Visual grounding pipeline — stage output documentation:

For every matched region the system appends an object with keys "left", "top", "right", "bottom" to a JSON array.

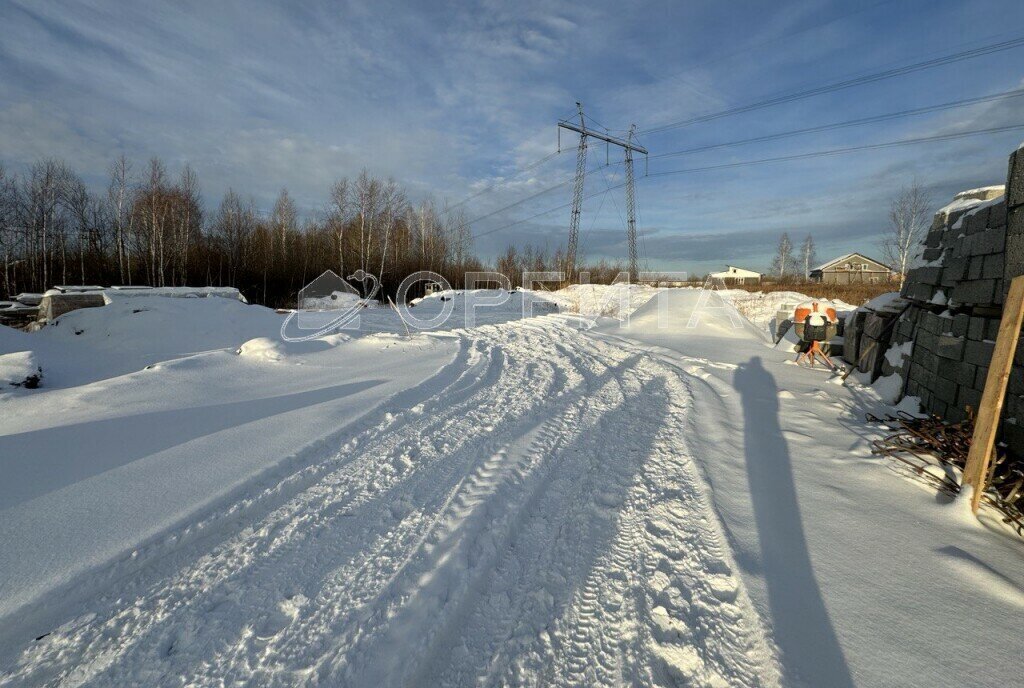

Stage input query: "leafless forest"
[{"left": 0, "top": 157, "right": 626, "bottom": 306}]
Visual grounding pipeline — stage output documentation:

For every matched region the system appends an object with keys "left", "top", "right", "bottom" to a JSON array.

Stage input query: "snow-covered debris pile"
[
  {"left": 300, "top": 290, "right": 362, "bottom": 311},
  {"left": 0, "top": 325, "right": 42, "bottom": 390},
  {"left": 1, "top": 295, "right": 285, "bottom": 388}
]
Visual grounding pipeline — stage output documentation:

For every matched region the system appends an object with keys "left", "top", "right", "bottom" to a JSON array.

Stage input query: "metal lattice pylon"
[
  {"left": 624, "top": 124, "right": 638, "bottom": 282},
  {"left": 566, "top": 102, "right": 587, "bottom": 280},
  {"left": 557, "top": 105, "right": 647, "bottom": 283}
]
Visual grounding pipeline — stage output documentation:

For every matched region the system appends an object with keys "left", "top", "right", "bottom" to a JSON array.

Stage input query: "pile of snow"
[
  {"left": 237, "top": 337, "right": 287, "bottom": 361},
  {"left": 1, "top": 295, "right": 285, "bottom": 388},
  {"left": 410, "top": 289, "right": 560, "bottom": 321},
  {"left": 543, "top": 283, "right": 659, "bottom": 318},
  {"left": 0, "top": 350, "right": 41, "bottom": 389}
]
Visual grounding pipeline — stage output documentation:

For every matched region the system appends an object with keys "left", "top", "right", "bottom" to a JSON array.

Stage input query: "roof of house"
[
  {"left": 812, "top": 252, "right": 891, "bottom": 272},
  {"left": 709, "top": 265, "right": 761, "bottom": 277}
]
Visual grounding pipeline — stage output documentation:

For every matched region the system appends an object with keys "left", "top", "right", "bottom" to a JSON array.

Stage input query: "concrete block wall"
[{"left": 893, "top": 145, "right": 1024, "bottom": 458}]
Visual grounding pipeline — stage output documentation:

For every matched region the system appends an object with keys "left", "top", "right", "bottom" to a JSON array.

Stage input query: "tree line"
[
  {"left": 0, "top": 157, "right": 497, "bottom": 306},
  {"left": 0, "top": 157, "right": 641, "bottom": 307}
]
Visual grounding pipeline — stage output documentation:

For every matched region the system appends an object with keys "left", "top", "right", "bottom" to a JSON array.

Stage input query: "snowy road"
[
  {"left": 5, "top": 290, "right": 1024, "bottom": 687},
  {"left": 1, "top": 314, "right": 781, "bottom": 687}
]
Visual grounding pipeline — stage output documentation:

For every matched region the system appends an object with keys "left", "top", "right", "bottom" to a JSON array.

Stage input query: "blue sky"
[{"left": 2, "top": 0, "right": 1024, "bottom": 274}]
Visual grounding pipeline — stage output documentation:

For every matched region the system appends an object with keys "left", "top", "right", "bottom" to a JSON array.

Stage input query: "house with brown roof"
[{"left": 809, "top": 253, "right": 894, "bottom": 284}]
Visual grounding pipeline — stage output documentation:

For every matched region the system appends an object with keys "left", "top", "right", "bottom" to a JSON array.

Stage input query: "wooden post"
[{"left": 962, "top": 275, "right": 1024, "bottom": 512}]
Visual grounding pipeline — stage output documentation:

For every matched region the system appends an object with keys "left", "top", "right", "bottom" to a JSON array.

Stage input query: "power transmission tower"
[
  {"left": 558, "top": 105, "right": 647, "bottom": 282},
  {"left": 624, "top": 124, "right": 639, "bottom": 282},
  {"left": 566, "top": 103, "right": 587, "bottom": 280}
]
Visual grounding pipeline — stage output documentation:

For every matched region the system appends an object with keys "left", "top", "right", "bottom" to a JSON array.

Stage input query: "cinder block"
[
  {"left": 1008, "top": 149, "right": 1024, "bottom": 208},
  {"left": 922, "top": 247, "right": 944, "bottom": 262},
  {"left": 985, "top": 318, "right": 1002, "bottom": 341},
  {"left": 987, "top": 227, "right": 1006, "bottom": 255},
  {"left": 968, "top": 317, "right": 986, "bottom": 340},
  {"left": 951, "top": 313, "right": 969, "bottom": 337},
  {"left": 959, "top": 386, "right": 982, "bottom": 413},
  {"left": 957, "top": 361, "right": 977, "bottom": 387},
  {"left": 983, "top": 253, "right": 1004, "bottom": 279},
  {"left": 916, "top": 266, "right": 942, "bottom": 284},
  {"left": 951, "top": 279, "right": 995, "bottom": 305},
  {"left": 925, "top": 229, "right": 945, "bottom": 248},
  {"left": 1007, "top": 209, "right": 1024, "bottom": 281},
  {"left": 1001, "top": 420, "right": 1024, "bottom": 458},
  {"left": 965, "top": 339, "right": 996, "bottom": 366},
  {"left": 948, "top": 208, "right": 972, "bottom": 230},
  {"left": 968, "top": 256, "right": 984, "bottom": 280},
  {"left": 917, "top": 330, "right": 938, "bottom": 354},
  {"left": 942, "top": 257, "right": 969, "bottom": 285},
  {"left": 936, "top": 334, "right": 965, "bottom": 359},
  {"left": 1005, "top": 395, "right": 1024, "bottom": 423},
  {"left": 990, "top": 200, "right": 1007, "bottom": 228},
  {"left": 965, "top": 207, "right": 990, "bottom": 234}
]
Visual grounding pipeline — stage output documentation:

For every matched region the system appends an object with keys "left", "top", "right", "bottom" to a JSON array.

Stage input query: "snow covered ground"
[{"left": 1, "top": 286, "right": 1022, "bottom": 687}]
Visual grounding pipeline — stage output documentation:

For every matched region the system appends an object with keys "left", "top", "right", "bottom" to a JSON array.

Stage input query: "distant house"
[
  {"left": 708, "top": 265, "right": 761, "bottom": 285},
  {"left": 809, "top": 253, "right": 894, "bottom": 284}
]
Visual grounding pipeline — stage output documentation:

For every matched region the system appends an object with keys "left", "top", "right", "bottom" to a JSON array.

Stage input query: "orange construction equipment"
[{"left": 793, "top": 300, "right": 840, "bottom": 370}]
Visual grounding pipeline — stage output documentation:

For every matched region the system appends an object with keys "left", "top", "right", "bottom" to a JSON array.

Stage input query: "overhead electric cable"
[
  {"left": 640, "top": 35, "right": 1024, "bottom": 134},
  {"left": 472, "top": 123, "right": 1024, "bottom": 239},
  {"left": 646, "top": 124, "right": 1024, "bottom": 177},
  {"left": 649, "top": 88, "right": 1024, "bottom": 159}
]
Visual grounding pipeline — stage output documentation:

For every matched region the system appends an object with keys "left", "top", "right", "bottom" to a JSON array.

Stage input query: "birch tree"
[
  {"left": 771, "top": 232, "right": 794, "bottom": 280},
  {"left": 882, "top": 180, "right": 931, "bottom": 287},
  {"left": 800, "top": 234, "right": 816, "bottom": 280}
]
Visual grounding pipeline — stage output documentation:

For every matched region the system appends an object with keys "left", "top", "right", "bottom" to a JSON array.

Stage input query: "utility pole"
[
  {"left": 624, "top": 124, "right": 639, "bottom": 282},
  {"left": 558, "top": 105, "right": 647, "bottom": 282}
]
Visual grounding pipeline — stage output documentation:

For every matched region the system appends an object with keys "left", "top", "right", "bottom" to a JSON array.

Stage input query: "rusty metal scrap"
[{"left": 866, "top": 411, "right": 1024, "bottom": 535}]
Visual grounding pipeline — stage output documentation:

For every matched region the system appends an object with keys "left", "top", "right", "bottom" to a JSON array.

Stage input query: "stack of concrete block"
[
  {"left": 901, "top": 192, "right": 1007, "bottom": 308},
  {"left": 900, "top": 308, "right": 1001, "bottom": 423},
  {"left": 891, "top": 145, "right": 1024, "bottom": 460},
  {"left": 842, "top": 310, "right": 867, "bottom": 366},
  {"left": 1002, "top": 146, "right": 1024, "bottom": 451},
  {"left": 856, "top": 305, "right": 905, "bottom": 380}
]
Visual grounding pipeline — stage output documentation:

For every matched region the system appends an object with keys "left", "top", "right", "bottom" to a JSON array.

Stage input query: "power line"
[
  {"left": 641, "top": 34, "right": 1024, "bottom": 135},
  {"left": 646, "top": 124, "right": 1024, "bottom": 177},
  {"left": 473, "top": 182, "right": 626, "bottom": 239},
  {"left": 472, "top": 123, "right": 1024, "bottom": 239},
  {"left": 465, "top": 74, "right": 1024, "bottom": 234},
  {"left": 465, "top": 158, "right": 622, "bottom": 227},
  {"left": 444, "top": 149, "right": 564, "bottom": 213},
  {"left": 649, "top": 87, "right": 1024, "bottom": 159}
]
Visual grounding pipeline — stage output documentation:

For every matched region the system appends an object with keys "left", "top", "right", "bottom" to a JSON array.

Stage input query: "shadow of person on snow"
[{"left": 734, "top": 356, "right": 855, "bottom": 688}]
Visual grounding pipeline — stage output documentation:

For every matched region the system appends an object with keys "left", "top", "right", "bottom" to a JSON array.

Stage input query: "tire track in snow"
[{"left": 1, "top": 317, "right": 783, "bottom": 688}]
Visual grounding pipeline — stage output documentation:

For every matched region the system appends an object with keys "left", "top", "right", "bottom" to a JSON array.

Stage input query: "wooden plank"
[{"left": 962, "top": 275, "right": 1024, "bottom": 512}]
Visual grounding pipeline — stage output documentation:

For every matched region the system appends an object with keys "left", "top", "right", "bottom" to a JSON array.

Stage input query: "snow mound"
[
  {"left": 237, "top": 337, "right": 286, "bottom": 361},
  {"left": 1, "top": 295, "right": 286, "bottom": 388},
  {"left": 43, "top": 294, "right": 282, "bottom": 356},
  {"left": 545, "top": 283, "right": 658, "bottom": 318},
  {"left": 0, "top": 350, "right": 42, "bottom": 389}
]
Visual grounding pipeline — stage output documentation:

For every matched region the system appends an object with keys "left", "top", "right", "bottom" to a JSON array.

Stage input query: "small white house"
[{"left": 708, "top": 265, "right": 762, "bottom": 285}]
